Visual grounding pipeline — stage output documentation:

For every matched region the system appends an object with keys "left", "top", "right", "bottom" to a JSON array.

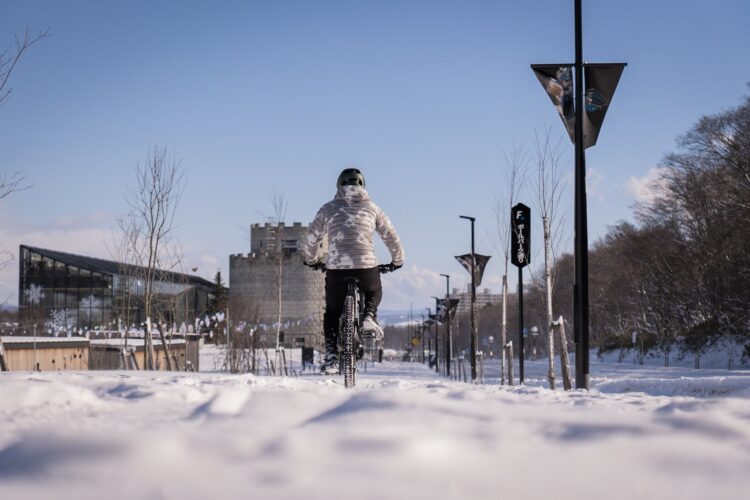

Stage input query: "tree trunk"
[
  {"left": 543, "top": 216, "right": 556, "bottom": 390},
  {"left": 556, "top": 316, "right": 573, "bottom": 390},
  {"left": 501, "top": 274, "right": 508, "bottom": 385},
  {"left": 156, "top": 322, "right": 173, "bottom": 371},
  {"left": 0, "top": 337, "right": 8, "bottom": 371},
  {"left": 144, "top": 316, "right": 155, "bottom": 370},
  {"left": 505, "top": 341, "right": 514, "bottom": 385}
]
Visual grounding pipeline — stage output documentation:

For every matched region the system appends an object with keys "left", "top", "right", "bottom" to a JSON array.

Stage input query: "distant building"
[
  {"left": 453, "top": 286, "right": 502, "bottom": 316},
  {"left": 18, "top": 245, "right": 214, "bottom": 332},
  {"left": 229, "top": 222, "right": 325, "bottom": 350}
]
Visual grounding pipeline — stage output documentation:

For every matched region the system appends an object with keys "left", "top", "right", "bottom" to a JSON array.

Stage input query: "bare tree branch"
[{"left": 0, "top": 25, "right": 50, "bottom": 107}]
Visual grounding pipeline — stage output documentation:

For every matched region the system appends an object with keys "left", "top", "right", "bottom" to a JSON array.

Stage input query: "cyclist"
[{"left": 303, "top": 168, "right": 405, "bottom": 374}]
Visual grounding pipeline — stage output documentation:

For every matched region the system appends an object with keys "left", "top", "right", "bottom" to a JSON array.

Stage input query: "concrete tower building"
[{"left": 229, "top": 222, "right": 325, "bottom": 350}]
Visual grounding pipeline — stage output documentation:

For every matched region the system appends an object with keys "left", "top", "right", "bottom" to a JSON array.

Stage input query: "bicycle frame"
[{"left": 306, "top": 263, "right": 398, "bottom": 387}]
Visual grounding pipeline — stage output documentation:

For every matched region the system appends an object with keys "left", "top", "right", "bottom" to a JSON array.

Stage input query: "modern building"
[
  {"left": 453, "top": 286, "right": 502, "bottom": 316},
  {"left": 18, "top": 245, "right": 215, "bottom": 332},
  {"left": 229, "top": 222, "right": 325, "bottom": 350}
]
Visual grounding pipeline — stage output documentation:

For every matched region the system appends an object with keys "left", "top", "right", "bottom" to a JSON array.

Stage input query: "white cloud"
[
  {"left": 379, "top": 265, "right": 505, "bottom": 311},
  {"left": 380, "top": 264, "right": 445, "bottom": 310},
  {"left": 625, "top": 167, "right": 669, "bottom": 203}
]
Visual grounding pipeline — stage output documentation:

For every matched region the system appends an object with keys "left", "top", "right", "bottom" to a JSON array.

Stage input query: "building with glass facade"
[{"left": 18, "top": 245, "right": 215, "bottom": 332}]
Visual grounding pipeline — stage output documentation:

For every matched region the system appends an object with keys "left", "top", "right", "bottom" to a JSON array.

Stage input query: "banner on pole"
[
  {"left": 511, "top": 203, "right": 531, "bottom": 268},
  {"left": 531, "top": 64, "right": 575, "bottom": 142},
  {"left": 532, "top": 63, "right": 625, "bottom": 149},
  {"left": 583, "top": 63, "right": 626, "bottom": 148},
  {"left": 454, "top": 253, "right": 492, "bottom": 287},
  {"left": 438, "top": 298, "right": 460, "bottom": 322}
]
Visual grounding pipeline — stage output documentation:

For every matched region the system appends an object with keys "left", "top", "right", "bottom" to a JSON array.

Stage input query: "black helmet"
[{"left": 337, "top": 168, "right": 365, "bottom": 188}]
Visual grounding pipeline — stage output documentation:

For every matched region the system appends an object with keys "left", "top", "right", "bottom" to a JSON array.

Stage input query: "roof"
[
  {"left": 21, "top": 245, "right": 214, "bottom": 288},
  {"left": 1, "top": 336, "right": 89, "bottom": 349}
]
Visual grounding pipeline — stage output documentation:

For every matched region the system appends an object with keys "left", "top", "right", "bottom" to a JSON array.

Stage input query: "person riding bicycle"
[{"left": 303, "top": 168, "right": 405, "bottom": 374}]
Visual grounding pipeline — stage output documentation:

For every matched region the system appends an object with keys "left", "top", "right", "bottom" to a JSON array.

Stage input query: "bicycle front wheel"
[{"left": 341, "top": 293, "right": 357, "bottom": 388}]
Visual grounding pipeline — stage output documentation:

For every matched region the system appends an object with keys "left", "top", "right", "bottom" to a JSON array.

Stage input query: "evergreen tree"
[{"left": 208, "top": 271, "right": 229, "bottom": 315}]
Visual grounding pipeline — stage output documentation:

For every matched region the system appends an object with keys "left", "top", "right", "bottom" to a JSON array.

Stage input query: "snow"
[
  {"left": 1, "top": 360, "right": 749, "bottom": 499},
  {"left": 1, "top": 336, "right": 88, "bottom": 344}
]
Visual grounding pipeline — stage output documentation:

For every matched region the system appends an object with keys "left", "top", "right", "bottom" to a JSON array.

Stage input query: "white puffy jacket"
[{"left": 303, "top": 185, "right": 405, "bottom": 270}]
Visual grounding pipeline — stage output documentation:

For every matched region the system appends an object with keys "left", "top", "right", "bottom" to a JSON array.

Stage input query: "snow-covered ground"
[{"left": 1, "top": 354, "right": 749, "bottom": 500}]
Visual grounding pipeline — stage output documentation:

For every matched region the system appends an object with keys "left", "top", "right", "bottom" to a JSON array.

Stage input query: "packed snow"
[{"left": 0, "top": 350, "right": 749, "bottom": 500}]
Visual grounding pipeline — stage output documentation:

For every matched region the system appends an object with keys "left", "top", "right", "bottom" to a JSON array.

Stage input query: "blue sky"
[{"left": 1, "top": 0, "right": 749, "bottom": 309}]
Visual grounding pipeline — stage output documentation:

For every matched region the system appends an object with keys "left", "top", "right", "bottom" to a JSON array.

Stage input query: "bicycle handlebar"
[{"left": 304, "top": 262, "right": 401, "bottom": 274}]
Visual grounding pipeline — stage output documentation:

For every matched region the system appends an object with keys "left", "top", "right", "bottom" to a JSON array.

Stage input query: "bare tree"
[
  {"left": 255, "top": 189, "right": 288, "bottom": 374},
  {"left": 123, "top": 145, "right": 186, "bottom": 370},
  {"left": 1, "top": 25, "right": 50, "bottom": 107},
  {"left": 530, "top": 129, "right": 571, "bottom": 389},
  {"left": 493, "top": 145, "right": 525, "bottom": 384},
  {"left": 0, "top": 26, "right": 47, "bottom": 303}
]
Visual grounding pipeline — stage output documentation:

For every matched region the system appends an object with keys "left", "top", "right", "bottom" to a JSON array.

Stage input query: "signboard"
[{"left": 511, "top": 203, "right": 531, "bottom": 268}]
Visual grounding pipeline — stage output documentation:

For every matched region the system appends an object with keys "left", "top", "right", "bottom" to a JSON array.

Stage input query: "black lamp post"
[
  {"left": 459, "top": 215, "right": 478, "bottom": 383},
  {"left": 440, "top": 273, "right": 451, "bottom": 377},
  {"left": 431, "top": 296, "right": 440, "bottom": 373},
  {"left": 531, "top": 0, "right": 625, "bottom": 390}
]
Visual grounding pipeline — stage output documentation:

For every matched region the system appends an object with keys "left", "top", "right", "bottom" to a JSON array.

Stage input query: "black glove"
[
  {"left": 378, "top": 262, "right": 402, "bottom": 274},
  {"left": 304, "top": 261, "right": 327, "bottom": 272}
]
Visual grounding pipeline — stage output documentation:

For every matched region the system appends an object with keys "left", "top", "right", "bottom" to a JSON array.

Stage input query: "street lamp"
[
  {"left": 431, "top": 296, "right": 440, "bottom": 374},
  {"left": 459, "top": 215, "right": 478, "bottom": 383},
  {"left": 440, "top": 273, "right": 451, "bottom": 377},
  {"left": 531, "top": 0, "right": 625, "bottom": 389},
  {"left": 425, "top": 307, "right": 431, "bottom": 365}
]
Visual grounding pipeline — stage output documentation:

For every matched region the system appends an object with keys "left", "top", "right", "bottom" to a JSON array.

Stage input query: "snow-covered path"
[{"left": 1, "top": 362, "right": 749, "bottom": 500}]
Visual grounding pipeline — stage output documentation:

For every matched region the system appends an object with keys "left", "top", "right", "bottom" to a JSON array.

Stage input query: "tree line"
[{"left": 387, "top": 87, "right": 750, "bottom": 370}]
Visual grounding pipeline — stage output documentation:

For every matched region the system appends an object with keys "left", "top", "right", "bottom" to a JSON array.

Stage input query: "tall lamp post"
[
  {"left": 531, "top": 0, "right": 625, "bottom": 390},
  {"left": 425, "top": 307, "right": 432, "bottom": 365},
  {"left": 420, "top": 312, "right": 426, "bottom": 363},
  {"left": 459, "top": 215, "right": 478, "bottom": 383},
  {"left": 440, "top": 273, "right": 451, "bottom": 377},
  {"left": 431, "top": 296, "right": 440, "bottom": 373}
]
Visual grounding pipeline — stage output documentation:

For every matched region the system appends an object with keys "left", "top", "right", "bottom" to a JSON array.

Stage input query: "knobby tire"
[{"left": 342, "top": 293, "right": 357, "bottom": 388}]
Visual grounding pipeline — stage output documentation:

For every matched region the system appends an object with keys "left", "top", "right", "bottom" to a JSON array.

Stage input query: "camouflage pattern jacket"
[{"left": 304, "top": 185, "right": 405, "bottom": 270}]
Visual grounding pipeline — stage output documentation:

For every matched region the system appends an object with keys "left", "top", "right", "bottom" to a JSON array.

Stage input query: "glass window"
[
  {"left": 79, "top": 268, "right": 92, "bottom": 290},
  {"left": 90, "top": 308, "right": 102, "bottom": 327},
  {"left": 42, "top": 258, "right": 55, "bottom": 287},
  {"left": 67, "top": 265, "right": 79, "bottom": 289},
  {"left": 54, "top": 261, "right": 67, "bottom": 288},
  {"left": 30, "top": 252, "right": 43, "bottom": 278},
  {"left": 54, "top": 291, "right": 66, "bottom": 308}
]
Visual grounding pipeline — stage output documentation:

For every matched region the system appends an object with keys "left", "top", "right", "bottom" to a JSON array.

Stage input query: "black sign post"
[
  {"left": 511, "top": 203, "right": 530, "bottom": 384},
  {"left": 531, "top": 0, "right": 625, "bottom": 390}
]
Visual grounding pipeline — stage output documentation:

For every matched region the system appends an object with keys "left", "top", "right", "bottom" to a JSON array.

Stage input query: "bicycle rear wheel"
[{"left": 341, "top": 292, "right": 357, "bottom": 388}]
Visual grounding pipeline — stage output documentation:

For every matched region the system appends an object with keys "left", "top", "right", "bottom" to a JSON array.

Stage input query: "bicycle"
[{"left": 308, "top": 262, "right": 399, "bottom": 388}]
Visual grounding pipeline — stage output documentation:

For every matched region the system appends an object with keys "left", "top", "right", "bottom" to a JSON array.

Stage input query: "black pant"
[{"left": 324, "top": 268, "right": 382, "bottom": 345}]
